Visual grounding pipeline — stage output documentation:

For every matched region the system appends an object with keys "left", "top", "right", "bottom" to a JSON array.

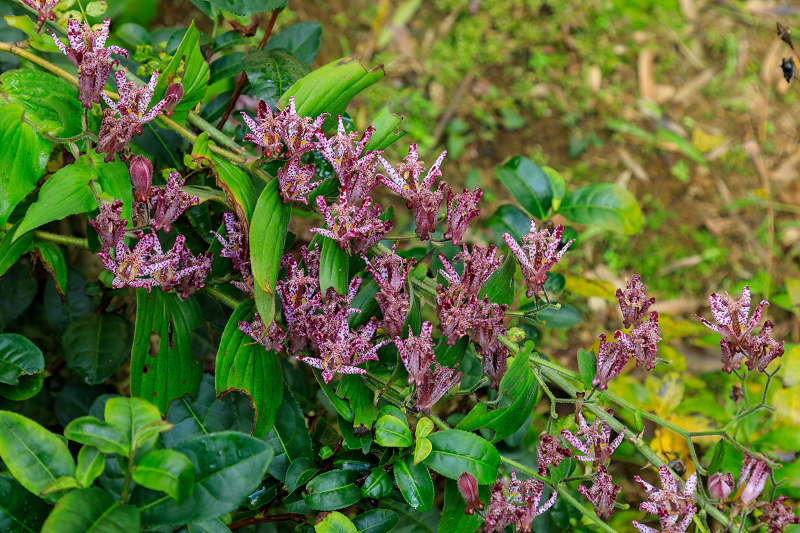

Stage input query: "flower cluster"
[
  {"left": 212, "top": 212, "right": 254, "bottom": 294},
  {"left": 313, "top": 190, "right": 393, "bottom": 254},
  {"left": 503, "top": 220, "right": 574, "bottom": 300},
  {"left": 239, "top": 313, "right": 286, "bottom": 353},
  {"left": 633, "top": 465, "right": 697, "bottom": 533},
  {"left": 758, "top": 496, "right": 800, "bottom": 533},
  {"left": 363, "top": 245, "right": 414, "bottom": 338},
  {"left": 483, "top": 472, "right": 557, "bottom": 533},
  {"left": 561, "top": 411, "right": 624, "bottom": 467},
  {"left": 697, "top": 286, "right": 785, "bottom": 373},
  {"left": 241, "top": 97, "right": 324, "bottom": 159},
  {"left": 578, "top": 466, "right": 622, "bottom": 520}
]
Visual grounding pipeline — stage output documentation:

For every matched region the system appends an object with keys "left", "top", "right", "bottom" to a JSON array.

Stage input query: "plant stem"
[
  {"left": 4, "top": 223, "right": 90, "bottom": 249},
  {"left": 187, "top": 112, "right": 245, "bottom": 152},
  {"left": 203, "top": 286, "right": 242, "bottom": 309}
]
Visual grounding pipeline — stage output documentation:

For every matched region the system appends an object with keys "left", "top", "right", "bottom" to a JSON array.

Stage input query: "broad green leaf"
[
  {"left": 0, "top": 333, "right": 44, "bottom": 385},
  {"left": 16, "top": 164, "right": 98, "bottom": 239},
  {"left": 64, "top": 416, "right": 129, "bottom": 455},
  {"left": 374, "top": 414, "right": 413, "bottom": 448},
  {"left": 4, "top": 16, "right": 61, "bottom": 53},
  {"left": 0, "top": 69, "right": 84, "bottom": 136},
  {"left": 488, "top": 204, "right": 530, "bottom": 243},
  {"left": 479, "top": 253, "right": 516, "bottom": 307},
  {"left": 263, "top": 385, "right": 313, "bottom": 483},
  {"left": 54, "top": 383, "right": 103, "bottom": 428},
  {"left": 316, "top": 511, "right": 357, "bottom": 533},
  {"left": 577, "top": 348, "right": 597, "bottom": 391},
  {"left": 379, "top": 498, "right": 438, "bottom": 532},
  {"left": 304, "top": 469, "right": 362, "bottom": 511},
  {"left": 279, "top": 55, "right": 385, "bottom": 130},
  {"left": 530, "top": 302, "right": 583, "bottom": 329},
  {"left": 364, "top": 103, "right": 405, "bottom": 151},
  {"left": 348, "top": 277, "right": 381, "bottom": 329},
  {"left": 151, "top": 21, "right": 210, "bottom": 126},
  {"left": 244, "top": 48, "right": 311, "bottom": 106},
  {"left": 0, "top": 222, "right": 34, "bottom": 279},
  {"left": 206, "top": 0, "right": 286, "bottom": 16},
  {"left": 33, "top": 241, "right": 67, "bottom": 297},
  {"left": 558, "top": 183, "right": 643, "bottom": 235},
  {"left": 216, "top": 299, "right": 283, "bottom": 437},
  {"left": 0, "top": 372, "right": 43, "bottom": 401},
  {"left": 250, "top": 177, "right": 291, "bottom": 327},
  {"left": 413, "top": 436, "right": 432, "bottom": 465},
  {"left": 39, "top": 476, "right": 80, "bottom": 496},
  {"left": 0, "top": 475, "right": 51, "bottom": 533},
  {"left": 416, "top": 418, "right": 434, "bottom": 439},
  {"left": 285, "top": 456, "right": 319, "bottom": 493},
  {"left": 89, "top": 153, "right": 134, "bottom": 224},
  {"left": 336, "top": 374, "right": 379, "bottom": 428},
  {"left": 41, "top": 487, "right": 140, "bottom": 533},
  {"left": 0, "top": 103, "right": 52, "bottom": 227},
  {"left": 264, "top": 21, "right": 323, "bottom": 64},
  {"left": 393, "top": 455, "right": 434, "bottom": 511},
  {"left": 542, "top": 166, "right": 567, "bottom": 207},
  {"left": 320, "top": 236, "right": 349, "bottom": 295},
  {"left": 131, "top": 290, "right": 203, "bottom": 413},
  {"left": 495, "top": 156, "right": 553, "bottom": 219},
  {"left": 315, "top": 369, "right": 353, "bottom": 421},
  {"left": 133, "top": 449, "right": 195, "bottom": 504},
  {"left": 438, "top": 479, "right": 491, "bottom": 533},
  {"left": 44, "top": 268, "right": 93, "bottom": 336},
  {"left": 550, "top": 457, "right": 573, "bottom": 484},
  {"left": 105, "top": 397, "right": 163, "bottom": 452},
  {"left": 352, "top": 509, "right": 399, "bottom": 533},
  {"left": 62, "top": 313, "right": 133, "bottom": 385},
  {"left": 133, "top": 432, "right": 273, "bottom": 526},
  {"left": 163, "top": 374, "right": 236, "bottom": 448},
  {"left": 209, "top": 153, "right": 257, "bottom": 223},
  {"left": 0, "top": 410, "right": 76, "bottom": 500},
  {"left": 361, "top": 467, "right": 393, "bottom": 499},
  {"left": 208, "top": 52, "right": 244, "bottom": 85},
  {"left": 188, "top": 519, "right": 230, "bottom": 533},
  {"left": 433, "top": 336, "right": 469, "bottom": 369},
  {"left": 423, "top": 429, "right": 500, "bottom": 484},
  {"left": 76, "top": 445, "right": 105, "bottom": 488}
]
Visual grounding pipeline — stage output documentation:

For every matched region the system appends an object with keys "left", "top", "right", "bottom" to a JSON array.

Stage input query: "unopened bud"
[
  {"left": 129, "top": 155, "right": 152, "bottom": 202},
  {"left": 458, "top": 472, "right": 483, "bottom": 514},
  {"left": 164, "top": 83, "right": 184, "bottom": 116},
  {"left": 708, "top": 472, "right": 734, "bottom": 501}
]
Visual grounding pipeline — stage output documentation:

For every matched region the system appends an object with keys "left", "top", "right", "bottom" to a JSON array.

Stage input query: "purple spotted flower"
[
  {"left": 239, "top": 313, "right": 286, "bottom": 353},
  {"left": 439, "top": 245, "right": 502, "bottom": 298},
  {"left": 212, "top": 212, "right": 254, "bottom": 294},
  {"left": 578, "top": 465, "right": 621, "bottom": 519},
  {"left": 745, "top": 320, "right": 785, "bottom": 373},
  {"left": 472, "top": 300, "right": 509, "bottom": 388},
  {"left": 97, "top": 71, "right": 181, "bottom": 162},
  {"left": 592, "top": 332, "right": 631, "bottom": 390},
  {"left": 483, "top": 479, "right": 520, "bottom": 533},
  {"left": 98, "top": 233, "right": 171, "bottom": 290},
  {"left": 633, "top": 465, "right": 697, "bottom": 533},
  {"left": 707, "top": 472, "right": 734, "bottom": 501},
  {"left": 503, "top": 220, "right": 574, "bottom": 300},
  {"left": 363, "top": 245, "right": 413, "bottom": 338},
  {"left": 278, "top": 157, "right": 320, "bottom": 205},
  {"left": 618, "top": 311, "right": 661, "bottom": 371},
  {"left": 149, "top": 171, "right": 198, "bottom": 233},
  {"left": 50, "top": 19, "right": 128, "bottom": 108},
  {"left": 312, "top": 190, "right": 392, "bottom": 254},
  {"left": 758, "top": 496, "right": 800, "bottom": 533},
  {"left": 561, "top": 411, "right": 624, "bottom": 467},
  {"left": 617, "top": 274, "right": 656, "bottom": 329},
  {"left": 163, "top": 83, "right": 183, "bottom": 116},
  {"left": 378, "top": 144, "right": 447, "bottom": 240},
  {"left": 150, "top": 234, "right": 211, "bottom": 296},
  {"left": 276, "top": 248, "right": 323, "bottom": 355},
  {"left": 414, "top": 362, "right": 462, "bottom": 415},
  {"left": 737, "top": 454, "right": 770, "bottom": 506},
  {"left": 537, "top": 435, "right": 571, "bottom": 475},
  {"left": 394, "top": 321, "right": 435, "bottom": 387},
  {"left": 241, "top": 97, "right": 324, "bottom": 159},
  {"left": 444, "top": 186, "right": 483, "bottom": 246},
  {"left": 496, "top": 472, "right": 558, "bottom": 533},
  {"left": 316, "top": 116, "right": 380, "bottom": 204},
  {"left": 88, "top": 199, "right": 126, "bottom": 254},
  {"left": 129, "top": 155, "right": 153, "bottom": 203},
  {"left": 23, "top": 0, "right": 59, "bottom": 21}
]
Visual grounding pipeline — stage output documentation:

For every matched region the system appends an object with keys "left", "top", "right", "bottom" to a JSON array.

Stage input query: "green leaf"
[
  {"left": 336, "top": 374, "right": 379, "bottom": 428},
  {"left": 348, "top": 278, "right": 381, "bottom": 329},
  {"left": 133, "top": 449, "right": 195, "bottom": 504},
  {"left": 423, "top": 429, "right": 500, "bottom": 484},
  {"left": 416, "top": 417, "right": 434, "bottom": 439},
  {"left": 284, "top": 456, "right": 319, "bottom": 493},
  {"left": 244, "top": 48, "right": 311, "bottom": 106},
  {"left": 206, "top": 0, "right": 286, "bottom": 16},
  {"left": 4, "top": 16, "right": 61, "bottom": 53},
  {"left": 495, "top": 156, "right": 553, "bottom": 219},
  {"left": 131, "top": 290, "right": 203, "bottom": 413},
  {"left": 216, "top": 299, "right": 283, "bottom": 437},
  {"left": 64, "top": 416, "right": 129, "bottom": 456},
  {"left": 188, "top": 519, "right": 230, "bottom": 533},
  {"left": 250, "top": 177, "right": 291, "bottom": 327},
  {"left": 151, "top": 21, "right": 210, "bottom": 126},
  {"left": 315, "top": 369, "right": 353, "bottom": 421},
  {"left": 208, "top": 52, "right": 244, "bottom": 85},
  {"left": 550, "top": 457, "right": 573, "bottom": 484},
  {"left": 0, "top": 69, "right": 84, "bottom": 136},
  {"left": 364, "top": 103, "right": 404, "bottom": 151},
  {"left": 279, "top": 55, "right": 385, "bottom": 130},
  {"left": 89, "top": 154, "right": 134, "bottom": 224},
  {"left": 304, "top": 469, "right": 362, "bottom": 511},
  {"left": 0, "top": 475, "right": 52, "bottom": 533},
  {"left": 352, "top": 509, "right": 399, "bottom": 533},
  {"left": 44, "top": 268, "right": 93, "bottom": 336},
  {"left": 16, "top": 164, "right": 98, "bottom": 239},
  {"left": 76, "top": 445, "right": 105, "bottom": 488},
  {"left": 361, "top": 467, "right": 393, "bottom": 499},
  {"left": 558, "top": 183, "right": 642, "bottom": 235},
  {"left": 41, "top": 488, "right": 140, "bottom": 533},
  {"left": 479, "top": 253, "right": 516, "bottom": 307},
  {"left": 163, "top": 374, "right": 236, "bottom": 448},
  {"left": 315, "top": 511, "right": 357, "bottom": 533},
  {"left": 62, "top": 313, "right": 134, "bottom": 385},
  {"left": 532, "top": 303, "right": 583, "bottom": 329},
  {"left": 0, "top": 222, "right": 34, "bottom": 279},
  {"left": 0, "top": 333, "right": 44, "bottom": 385},
  {"left": 393, "top": 455, "right": 434, "bottom": 511},
  {"left": 414, "top": 437, "right": 432, "bottom": 465},
  {"left": 434, "top": 336, "right": 469, "bottom": 369},
  {"left": 263, "top": 385, "right": 313, "bottom": 483},
  {"left": 0, "top": 410, "right": 76, "bottom": 501},
  {"left": 0, "top": 103, "right": 52, "bottom": 227},
  {"left": 488, "top": 204, "right": 530, "bottom": 243},
  {"left": 374, "top": 414, "right": 413, "bottom": 448},
  {"left": 438, "top": 479, "right": 490, "bottom": 533},
  {"left": 708, "top": 440, "right": 726, "bottom": 475},
  {"left": 577, "top": 348, "right": 597, "bottom": 391},
  {"left": 105, "top": 397, "right": 163, "bottom": 452},
  {"left": 264, "top": 21, "right": 323, "bottom": 64},
  {"left": 320, "top": 236, "right": 349, "bottom": 295},
  {"left": 0, "top": 372, "right": 43, "bottom": 401},
  {"left": 39, "top": 476, "right": 80, "bottom": 497},
  {"left": 542, "top": 166, "right": 567, "bottom": 209},
  {"left": 133, "top": 432, "right": 273, "bottom": 526},
  {"left": 33, "top": 241, "right": 67, "bottom": 297}
]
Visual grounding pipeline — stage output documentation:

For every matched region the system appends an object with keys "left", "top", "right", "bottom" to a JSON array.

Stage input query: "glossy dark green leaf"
[
  {"left": 0, "top": 475, "right": 51, "bottom": 533},
  {"left": 348, "top": 277, "right": 380, "bottom": 329},
  {"left": 543, "top": 272, "right": 565, "bottom": 294},
  {"left": 532, "top": 303, "right": 582, "bottom": 329},
  {"left": 285, "top": 456, "right": 319, "bottom": 493},
  {"left": 54, "top": 383, "right": 103, "bottom": 427},
  {"left": 206, "top": 0, "right": 286, "bottom": 15},
  {"left": 361, "top": 467, "right": 393, "bottom": 499},
  {"left": 479, "top": 253, "right": 516, "bottom": 307},
  {"left": 263, "top": 385, "right": 313, "bottom": 483},
  {"left": 44, "top": 268, "right": 93, "bottom": 336},
  {"left": 393, "top": 455, "right": 433, "bottom": 511},
  {"left": 116, "top": 23, "right": 149, "bottom": 47},
  {"left": 0, "top": 222, "right": 33, "bottom": 279},
  {"left": 208, "top": 52, "right": 244, "bottom": 85},
  {"left": 132, "top": 449, "right": 195, "bottom": 504},
  {"left": 374, "top": 410, "right": 412, "bottom": 448},
  {"left": 279, "top": 55, "right": 385, "bottom": 130},
  {"left": 264, "top": 22, "right": 322, "bottom": 64},
  {"left": 89, "top": 153, "right": 134, "bottom": 225},
  {"left": 352, "top": 510, "right": 399, "bottom": 533},
  {"left": 76, "top": 445, "right": 105, "bottom": 488},
  {"left": 316, "top": 511, "right": 357, "bottom": 533},
  {"left": 423, "top": 430, "right": 500, "bottom": 484},
  {"left": 0, "top": 372, "right": 43, "bottom": 401},
  {"left": 62, "top": 313, "right": 133, "bottom": 385},
  {"left": 39, "top": 476, "right": 80, "bottom": 497},
  {"left": 33, "top": 241, "right": 67, "bottom": 297},
  {"left": 105, "top": 397, "right": 164, "bottom": 452},
  {"left": 708, "top": 440, "right": 727, "bottom": 475},
  {"left": 336, "top": 374, "right": 379, "bottom": 428},
  {"left": 364, "top": 103, "right": 404, "bottom": 151},
  {"left": 133, "top": 432, "right": 273, "bottom": 526},
  {"left": 0, "top": 263, "right": 36, "bottom": 323},
  {"left": 320, "top": 236, "right": 349, "bottom": 296},
  {"left": 304, "top": 469, "right": 362, "bottom": 511},
  {"left": 216, "top": 299, "right": 283, "bottom": 437},
  {"left": 559, "top": 183, "right": 642, "bottom": 235},
  {"left": 244, "top": 48, "right": 311, "bottom": 106},
  {"left": 0, "top": 69, "right": 82, "bottom": 136},
  {"left": 576, "top": 348, "right": 596, "bottom": 391},
  {"left": 0, "top": 103, "right": 51, "bottom": 227},
  {"left": 131, "top": 290, "right": 203, "bottom": 413},
  {"left": 188, "top": 519, "right": 230, "bottom": 533},
  {"left": 64, "top": 416, "right": 129, "bottom": 455},
  {"left": 488, "top": 204, "right": 531, "bottom": 243},
  {"left": 41, "top": 488, "right": 139, "bottom": 533},
  {"left": 163, "top": 374, "right": 235, "bottom": 448},
  {"left": 151, "top": 21, "right": 210, "bottom": 126},
  {"left": 495, "top": 156, "right": 553, "bottom": 219},
  {"left": 0, "top": 333, "right": 44, "bottom": 385},
  {"left": 316, "top": 370, "right": 353, "bottom": 422},
  {"left": 439, "top": 478, "right": 491, "bottom": 533},
  {"left": 133, "top": 122, "right": 183, "bottom": 169},
  {"left": 0, "top": 410, "right": 76, "bottom": 500},
  {"left": 433, "top": 336, "right": 469, "bottom": 369}
]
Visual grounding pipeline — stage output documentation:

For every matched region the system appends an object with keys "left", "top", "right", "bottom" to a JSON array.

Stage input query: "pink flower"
[
  {"left": 444, "top": 186, "right": 483, "bottom": 246},
  {"left": 506, "top": 472, "right": 558, "bottom": 533},
  {"left": 745, "top": 320, "right": 785, "bottom": 373},
  {"left": 458, "top": 472, "right": 484, "bottom": 515},
  {"left": 394, "top": 321, "right": 436, "bottom": 387},
  {"left": 88, "top": 199, "right": 126, "bottom": 254},
  {"left": 414, "top": 362, "right": 462, "bottom": 415},
  {"left": 616, "top": 274, "right": 656, "bottom": 329},
  {"left": 23, "top": 0, "right": 59, "bottom": 21},
  {"left": 561, "top": 411, "right": 624, "bottom": 466},
  {"left": 312, "top": 191, "right": 392, "bottom": 254},
  {"left": 618, "top": 311, "right": 661, "bottom": 371},
  {"left": 98, "top": 233, "right": 172, "bottom": 290},
  {"left": 241, "top": 97, "right": 324, "bottom": 159},
  {"left": 578, "top": 465, "right": 621, "bottom": 519},
  {"left": 239, "top": 313, "right": 286, "bottom": 353},
  {"left": 211, "top": 212, "right": 254, "bottom": 294},
  {"left": 50, "top": 19, "right": 128, "bottom": 108},
  {"left": 149, "top": 171, "right": 199, "bottom": 233},
  {"left": 633, "top": 465, "right": 697, "bottom": 533},
  {"left": 439, "top": 245, "right": 502, "bottom": 298},
  {"left": 707, "top": 472, "right": 734, "bottom": 501},
  {"left": 536, "top": 435, "right": 571, "bottom": 475},
  {"left": 363, "top": 245, "right": 413, "bottom": 338},
  {"left": 316, "top": 116, "right": 380, "bottom": 204},
  {"left": 758, "top": 496, "right": 800, "bottom": 533},
  {"left": 129, "top": 155, "right": 153, "bottom": 202},
  {"left": 503, "top": 220, "right": 574, "bottom": 300},
  {"left": 150, "top": 235, "right": 211, "bottom": 297},
  {"left": 737, "top": 454, "right": 770, "bottom": 506},
  {"left": 276, "top": 248, "right": 323, "bottom": 355},
  {"left": 277, "top": 157, "right": 320, "bottom": 205},
  {"left": 592, "top": 332, "right": 631, "bottom": 390}
]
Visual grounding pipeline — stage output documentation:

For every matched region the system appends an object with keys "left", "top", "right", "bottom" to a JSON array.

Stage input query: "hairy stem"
[{"left": 203, "top": 285, "right": 242, "bottom": 309}]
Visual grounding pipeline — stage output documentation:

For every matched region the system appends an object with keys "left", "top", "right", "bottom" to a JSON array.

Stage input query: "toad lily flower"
[
  {"left": 616, "top": 274, "right": 656, "bottom": 329},
  {"left": 633, "top": 465, "right": 697, "bottom": 533},
  {"left": 444, "top": 186, "right": 483, "bottom": 246},
  {"left": 98, "top": 233, "right": 172, "bottom": 290},
  {"left": 503, "top": 220, "right": 574, "bottom": 300},
  {"left": 23, "top": 0, "right": 59, "bottom": 21},
  {"left": 536, "top": 435, "right": 571, "bottom": 475},
  {"left": 239, "top": 313, "right": 286, "bottom": 353},
  {"left": 394, "top": 321, "right": 436, "bottom": 388},
  {"left": 241, "top": 97, "right": 324, "bottom": 159},
  {"left": 316, "top": 116, "right": 380, "bottom": 204},
  {"left": 707, "top": 472, "right": 734, "bottom": 501},
  {"left": 149, "top": 171, "right": 199, "bottom": 233},
  {"left": 88, "top": 199, "right": 126, "bottom": 254},
  {"left": 578, "top": 465, "right": 621, "bottom": 519},
  {"left": 211, "top": 212, "right": 254, "bottom": 294},
  {"left": 312, "top": 191, "right": 393, "bottom": 254},
  {"left": 277, "top": 157, "right": 320, "bottom": 205},
  {"left": 97, "top": 71, "right": 181, "bottom": 162},
  {"left": 736, "top": 454, "right": 770, "bottom": 506},
  {"left": 364, "top": 245, "right": 413, "bottom": 338},
  {"left": 745, "top": 320, "right": 785, "bottom": 373},
  {"left": 592, "top": 332, "right": 631, "bottom": 390},
  {"left": 50, "top": 18, "right": 128, "bottom": 108},
  {"left": 758, "top": 496, "right": 800, "bottom": 533},
  {"left": 561, "top": 411, "right": 624, "bottom": 466},
  {"left": 458, "top": 472, "right": 484, "bottom": 515},
  {"left": 484, "top": 472, "right": 557, "bottom": 533},
  {"left": 414, "top": 361, "right": 462, "bottom": 415}
]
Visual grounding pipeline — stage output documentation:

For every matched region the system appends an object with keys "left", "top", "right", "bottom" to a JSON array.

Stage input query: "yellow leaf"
[
  {"left": 781, "top": 343, "right": 800, "bottom": 388},
  {"left": 771, "top": 386, "right": 800, "bottom": 429},
  {"left": 562, "top": 275, "right": 617, "bottom": 301},
  {"left": 691, "top": 128, "right": 726, "bottom": 154},
  {"left": 654, "top": 344, "right": 686, "bottom": 372},
  {"left": 658, "top": 314, "right": 707, "bottom": 341},
  {"left": 645, "top": 373, "right": 684, "bottom": 416}
]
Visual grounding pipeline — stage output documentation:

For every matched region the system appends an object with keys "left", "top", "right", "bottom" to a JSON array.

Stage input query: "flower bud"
[
  {"left": 458, "top": 472, "right": 483, "bottom": 514},
  {"left": 129, "top": 155, "right": 153, "bottom": 202},
  {"left": 708, "top": 472, "right": 734, "bottom": 501},
  {"left": 164, "top": 83, "right": 184, "bottom": 116}
]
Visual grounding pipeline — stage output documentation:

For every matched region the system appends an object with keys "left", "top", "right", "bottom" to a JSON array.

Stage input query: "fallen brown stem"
[{"left": 228, "top": 513, "right": 305, "bottom": 530}]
